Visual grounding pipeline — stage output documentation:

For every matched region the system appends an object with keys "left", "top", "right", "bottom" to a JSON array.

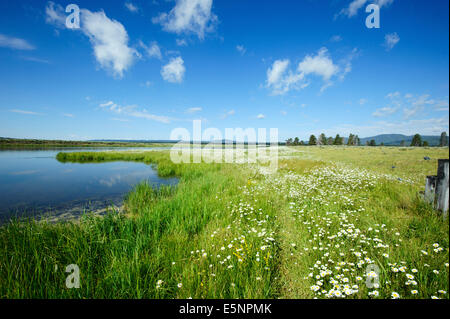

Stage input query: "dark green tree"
[
  {"left": 286, "top": 138, "right": 293, "bottom": 146},
  {"left": 440, "top": 132, "right": 448, "bottom": 147},
  {"left": 293, "top": 137, "right": 300, "bottom": 146},
  {"left": 369, "top": 139, "right": 376, "bottom": 146},
  {"left": 333, "top": 134, "right": 343, "bottom": 145},
  {"left": 347, "top": 133, "right": 355, "bottom": 146},
  {"left": 410, "top": 134, "right": 422, "bottom": 147},
  {"left": 308, "top": 134, "right": 317, "bottom": 145},
  {"left": 354, "top": 135, "right": 360, "bottom": 146},
  {"left": 423, "top": 141, "right": 429, "bottom": 147},
  {"left": 327, "top": 137, "right": 333, "bottom": 145},
  {"left": 319, "top": 133, "right": 327, "bottom": 145}
]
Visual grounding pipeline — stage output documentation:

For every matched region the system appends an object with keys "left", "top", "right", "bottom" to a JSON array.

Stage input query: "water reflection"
[{"left": 0, "top": 149, "right": 177, "bottom": 222}]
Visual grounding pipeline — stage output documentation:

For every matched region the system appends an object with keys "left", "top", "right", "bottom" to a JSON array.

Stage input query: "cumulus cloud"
[
  {"left": 298, "top": 47, "right": 339, "bottom": 82},
  {"left": 384, "top": 32, "right": 400, "bottom": 51},
  {"left": 266, "top": 59, "right": 306, "bottom": 95},
  {"left": 266, "top": 47, "right": 352, "bottom": 95},
  {"left": 336, "top": 0, "right": 394, "bottom": 18},
  {"left": 152, "top": 0, "right": 217, "bottom": 39},
  {"left": 161, "top": 57, "right": 185, "bottom": 83},
  {"left": 45, "top": 2, "right": 137, "bottom": 78},
  {"left": 0, "top": 34, "right": 35, "bottom": 50},
  {"left": 139, "top": 41, "right": 162, "bottom": 60},
  {"left": 257, "top": 114, "right": 265, "bottom": 119},
  {"left": 80, "top": 9, "right": 138, "bottom": 78}
]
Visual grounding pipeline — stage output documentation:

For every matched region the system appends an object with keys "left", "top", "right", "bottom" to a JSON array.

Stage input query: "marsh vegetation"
[{"left": 0, "top": 146, "right": 448, "bottom": 299}]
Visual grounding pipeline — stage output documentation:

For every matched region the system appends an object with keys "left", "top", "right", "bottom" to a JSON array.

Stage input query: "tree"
[
  {"left": 293, "top": 137, "right": 300, "bottom": 146},
  {"left": 347, "top": 134, "right": 354, "bottom": 146},
  {"left": 319, "top": 133, "right": 327, "bottom": 146},
  {"left": 440, "top": 132, "right": 448, "bottom": 147},
  {"left": 369, "top": 139, "right": 376, "bottom": 146},
  {"left": 423, "top": 141, "right": 429, "bottom": 147},
  {"left": 327, "top": 137, "right": 333, "bottom": 145},
  {"left": 286, "top": 138, "right": 293, "bottom": 146},
  {"left": 354, "top": 135, "right": 360, "bottom": 146},
  {"left": 308, "top": 134, "right": 317, "bottom": 145},
  {"left": 380, "top": 142, "right": 384, "bottom": 146},
  {"left": 333, "top": 134, "right": 343, "bottom": 145},
  {"left": 410, "top": 134, "right": 422, "bottom": 147}
]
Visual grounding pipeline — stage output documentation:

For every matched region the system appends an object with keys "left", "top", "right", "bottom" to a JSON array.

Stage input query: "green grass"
[{"left": 0, "top": 147, "right": 448, "bottom": 299}]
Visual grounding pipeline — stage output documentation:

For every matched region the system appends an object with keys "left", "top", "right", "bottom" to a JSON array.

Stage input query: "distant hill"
[{"left": 359, "top": 134, "right": 448, "bottom": 146}]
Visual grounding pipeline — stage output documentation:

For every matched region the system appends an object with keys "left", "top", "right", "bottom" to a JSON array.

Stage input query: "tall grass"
[{"left": 0, "top": 147, "right": 448, "bottom": 299}]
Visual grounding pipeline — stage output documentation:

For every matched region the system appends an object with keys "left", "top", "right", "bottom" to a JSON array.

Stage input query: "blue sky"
[{"left": 0, "top": 0, "right": 448, "bottom": 141}]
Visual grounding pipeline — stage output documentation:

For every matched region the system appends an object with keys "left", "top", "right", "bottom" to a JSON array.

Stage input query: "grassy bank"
[{"left": 0, "top": 147, "right": 448, "bottom": 299}]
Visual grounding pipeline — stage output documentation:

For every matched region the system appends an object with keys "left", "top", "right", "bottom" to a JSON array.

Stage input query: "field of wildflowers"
[{"left": 0, "top": 146, "right": 448, "bottom": 299}]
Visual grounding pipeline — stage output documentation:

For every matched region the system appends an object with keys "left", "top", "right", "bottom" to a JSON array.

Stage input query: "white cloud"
[
  {"left": 139, "top": 41, "right": 162, "bottom": 59},
  {"left": 298, "top": 48, "right": 338, "bottom": 81},
  {"left": 338, "top": 48, "right": 360, "bottom": 81},
  {"left": 266, "top": 59, "right": 306, "bottom": 95},
  {"left": 266, "top": 47, "right": 348, "bottom": 95},
  {"left": 403, "top": 94, "right": 435, "bottom": 119},
  {"left": 80, "top": 9, "right": 138, "bottom": 78},
  {"left": 359, "top": 98, "right": 368, "bottom": 105},
  {"left": 20, "top": 56, "right": 50, "bottom": 64},
  {"left": 281, "top": 110, "right": 287, "bottom": 116},
  {"left": 45, "top": 3, "right": 137, "bottom": 78},
  {"left": 10, "top": 109, "right": 41, "bottom": 115},
  {"left": 161, "top": 57, "right": 185, "bottom": 83},
  {"left": 99, "top": 101, "right": 171, "bottom": 123},
  {"left": 257, "top": 114, "right": 265, "bottom": 119},
  {"left": 384, "top": 32, "right": 400, "bottom": 51},
  {"left": 330, "top": 35, "right": 342, "bottom": 42},
  {"left": 63, "top": 113, "right": 74, "bottom": 117},
  {"left": 435, "top": 100, "right": 449, "bottom": 111},
  {"left": 0, "top": 34, "right": 35, "bottom": 50},
  {"left": 45, "top": 1, "right": 66, "bottom": 28},
  {"left": 372, "top": 106, "right": 398, "bottom": 117},
  {"left": 152, "top": 0, "right": 217, "bottom": 39},
  {"left": 221, "top": 109, "right": 235, "bottom": 119},
  {"left": 337, "top": 0, "right": 394, "bottom": 18},
  {"left": 236, "top": 45, "right": 246, "bottom": 55},
  {"left": 176, "top": 39, "right": 187, "bottom": 46},
  {"left": 124, "top": 2, "right": 139, "bottom": 13},
  {"left": 186, "top": 107, "right": 202, "bottom": 113},
  {"left": 141, "top": 80, "right": 153, "bottom": 87}
]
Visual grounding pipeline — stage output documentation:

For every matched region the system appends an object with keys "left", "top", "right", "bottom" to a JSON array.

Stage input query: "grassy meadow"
[{"left": 0, "top": 146, "right": 448, "bottom": 299}]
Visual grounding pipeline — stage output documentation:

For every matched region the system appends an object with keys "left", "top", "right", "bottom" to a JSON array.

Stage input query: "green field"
[{"left": 0, "top": 146, "right": 448, "bottom": 299}]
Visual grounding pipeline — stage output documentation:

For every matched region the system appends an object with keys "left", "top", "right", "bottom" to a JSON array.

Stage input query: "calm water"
[{"left": 0, "top": 148, "right": 177, "bottom": 222}]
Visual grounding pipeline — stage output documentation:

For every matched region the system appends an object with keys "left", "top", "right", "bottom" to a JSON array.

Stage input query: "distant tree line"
[{"left": 285, "top": 132, "right": 448, "bottom": 147}]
